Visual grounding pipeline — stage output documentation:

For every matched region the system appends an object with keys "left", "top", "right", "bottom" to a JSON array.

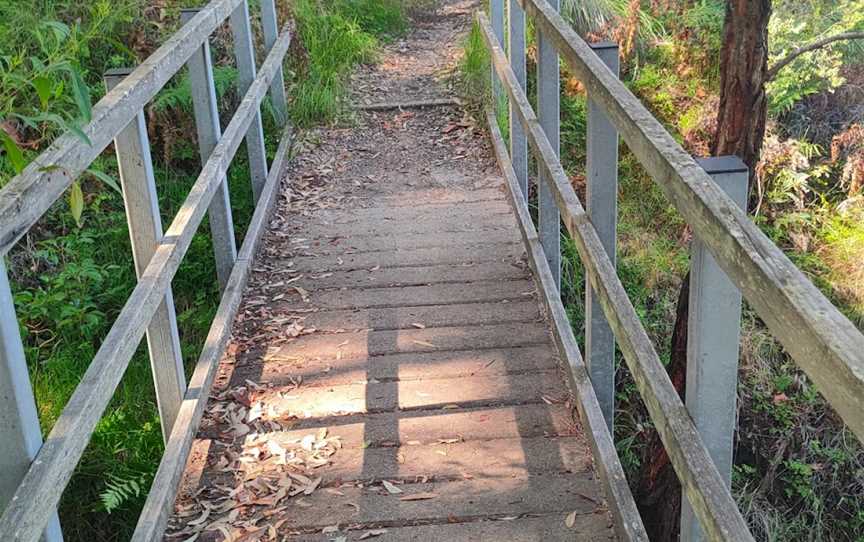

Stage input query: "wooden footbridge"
[{"left": 1, "top": 0, "right": 863, "bottom": 540}]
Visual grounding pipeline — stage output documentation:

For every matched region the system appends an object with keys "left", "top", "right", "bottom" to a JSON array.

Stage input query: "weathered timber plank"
[
  {"left": 307, "top": 199, "right": 513, "bottom": 226},
  {"left": 286, "top": 242, "right": 526, "bottom": 273},
  {"left": 256, "top": 262, "right": 528, "bottom": 290},
  {"left": 0, "top": 26, "right": 294, "bottom": 542},
  {"left": 287, "top": 514, "right": 614, "bottom": 541},
  {"left": 288, "top": 228, "right": 520, "bottom": 255},
  {"left": 231, "top": 345, "right": 558, "bottom": 388},
  {"left": 486, "top": 106, "right": 647, "bottom": 541},
  {"left": 234, "top": 372, "right": 566, "bottom": 418},
  {"left": 255, "top": 403, "right": 579, "bottom": 445},
  {"left": 264, "top": 300, "right": 540, "bottom": 332},
  {"left": 131, "top": 105, "right": 295, "bottom": 542},
  {"left": 188, "top": 436, "right": 593, "bottom": 495},
  {"left": 353, "top": 187, "right": 505, "bottom": 208},
  {"left": 288, "top": 214, "right": 515, "bottom": 237},
  {"left": 266, "top": 323, "right": 550, "bottom": 360},
  {"left": 275, "top": 280, "right": 535, "bottom": 311},
  {"left": 0, "top": 0, "right": 244, "bottom": 256},
  {"left": 519, "top": 0, "right": 864, "bottom": 443},
  {"left": 258, "top": 473, "right": 605, "bottom": 531}
]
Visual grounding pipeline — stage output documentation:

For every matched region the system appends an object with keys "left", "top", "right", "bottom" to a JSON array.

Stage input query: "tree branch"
[{"left": 767, "top": 31, "right": 864, "bottom": 81}]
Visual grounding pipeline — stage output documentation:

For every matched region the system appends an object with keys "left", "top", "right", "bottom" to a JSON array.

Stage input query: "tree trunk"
[{"left": 633, "top": 2, "right": 772, "bottom": 540}]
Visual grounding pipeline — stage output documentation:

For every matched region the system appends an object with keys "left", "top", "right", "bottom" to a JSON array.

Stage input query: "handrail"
[
  {"left": 477, "top": 13, "right": 754, "bottom": 541},
  {"left": 516, "top": 0, "right": 864, "bottom": 442},
  {"left": 0, "top": 2, "right": 292, "bottom": 540}
]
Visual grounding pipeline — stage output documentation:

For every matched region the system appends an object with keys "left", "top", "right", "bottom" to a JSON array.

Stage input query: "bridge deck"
[{"left": 166, "top": 2, "right": 616, "bottom": 539}]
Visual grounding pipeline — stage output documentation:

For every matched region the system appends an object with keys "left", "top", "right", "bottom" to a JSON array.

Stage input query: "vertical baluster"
[
  {"left": 537, "top": 0, "right": 561, "bottom": 287},
  {"left": 585, "top": 42, "right": 620, "bottom": 432},
  {"left": 230, "top": 0, "right": 269, "bottom": 203},
  {"left": 104, "top": 70, "right": 187, "bottom": 441},
  {"left": 490, "top": 0, "right": 505, "bottom": 106},
  {"left": 180, "top": 9, "right": 237, "bottom": 293},
  {"left": 680, "top": 157, "right": 748, "bottom": 542},
  {"left": 259, "top": 0, "right": 289, "bottom": 126},
  {"left": 0, "top": 260, "right": 64, "bottom": 541},
  {"left": 508, "top": 0, "right": 528, "bottom": 198}
]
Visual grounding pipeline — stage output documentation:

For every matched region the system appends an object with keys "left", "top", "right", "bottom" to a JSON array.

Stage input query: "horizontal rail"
[
  {"left": 517, "top": 0, "right": 864, "bottom": 441},
  {"left": 132, "top": 119, "right": 292, "bottom": 542},
  {"left": 0, "top": 0, "right": 243, "bottom": 256},
  {"left": 0, "top": 25, "right": 293, "bottom": 542},
  {"left": 485, "top": 108, "right": 648, "bottom": 541},
  {"left": 477, "top": 12, "right": 754, "bottom": 541}
]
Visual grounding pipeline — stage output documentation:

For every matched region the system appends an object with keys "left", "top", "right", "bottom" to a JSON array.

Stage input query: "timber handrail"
[
  {"left": 477, "top": 13, "right": 753, "bottom": 541},
  {"left": 480, "top": 0, "right": 864, "bottom": 539},
  {"left": 515, "top": 0, "right": 864, "bottom": 442},
  {"left": 0, "top": 1, "right": 293, "bottom": 540}
]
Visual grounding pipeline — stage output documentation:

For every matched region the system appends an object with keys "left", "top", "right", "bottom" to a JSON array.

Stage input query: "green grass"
[{"left": 288, "top": 0, "right": 406, "bottom": 126}]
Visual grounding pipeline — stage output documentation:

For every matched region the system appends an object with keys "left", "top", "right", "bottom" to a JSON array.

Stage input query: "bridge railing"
[
  {"left": 481, "top": 1, "right": 864, "bottom": 541},
  {"left": 0, "top": 1, "right": 293, "bottom": 540}
]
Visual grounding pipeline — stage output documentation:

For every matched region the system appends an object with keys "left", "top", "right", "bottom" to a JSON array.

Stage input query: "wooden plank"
[
  {"left": 104, "top": 70, "right": 187, "bottom": 441},
  {"left": 288, "top": 228, "right": 519, "bottom": 254},
  {"left": 266, "top": 300, "right": 540, "bottom": 332},
  {"left": 287, "top": 242, "right": 526, "bottom": 273},
  {"left": 229, "top": 402, "right": 579, "bottom": 448},
  {"left": 0, "top": 0, "right": 243, "bottom": 256},
  {"left": 0, "top": 25, "right": 293, "bottom": 542},
  {"left": 308, "top": 198, "right": 513, "bottom": 225},
  {"left": 518, "top": 0, "right": 864, "bottom": 442},
  {"left": 234, "top": 344, "right": 558, "bottom": 388},
  {"left": 584, "top": 42, "right": 620, "bottom": 432},
  {"left": 230, "top": 0, "right": 269, "bottom": 202},
  {"left": 256, "top": 473, "right": 604, "bottom": 530},
  {"left": 288, "top": 213, "right": 515, "bottom": 237},
  {"left": 508, "top": 0, "right": 528, "bottom": 197},
  {"left": 262, "top": 261, "right": 528, "bottom": 290},
  {"left": 265, "top": 323, "right": 550, "bottom": 360},
  {"left": 486, "top": 106, "right": 647, "bottom": 541},
  {"left": 0, "top": 261, "right": 63, "bottom": 541},
  {"left": 479, "top": 14, "right": 753, "bottom": 540},
  {"left": 260, "top": 0, "right": 288, "bottom": 125},
  {"left": 536, "top": 0, "right": 561, "bottom": 288},
  {"left": 276, "top": 280, "right": 535, "bottom": 311},
  {"left": 181, "top": 8, "right": 238, "bottom": 292},
  {"left": 234, "top": 371, "right": 565, "bottom": 418},
  {"left": 288, "top": 514, "right": 613, "bottom": 541},
  {"left": 200, "top": 435, "right": 592, "bottom": 485},
  {"left": 130, "top": 113, "right": 295, "bottom": 542}
]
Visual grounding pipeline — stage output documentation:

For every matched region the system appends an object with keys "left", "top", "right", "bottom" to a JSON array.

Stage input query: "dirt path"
[{"left": 166, "top": 2, "right": 616, "bottom": 540}]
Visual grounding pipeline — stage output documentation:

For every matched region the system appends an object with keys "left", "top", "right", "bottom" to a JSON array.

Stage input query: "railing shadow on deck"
[
  {"left": 0, "top": 1, "right": 294, "bottom": 540},
  {"left": 480, "top": 0, "right": 864, "bottom": 541}
]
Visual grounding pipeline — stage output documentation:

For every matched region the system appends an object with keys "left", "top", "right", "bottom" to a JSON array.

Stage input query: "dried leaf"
[
  {"left": 565, "top": 510, "right": 578, "bottom": 528},
  {"left": 381, "top": 480, "right": 402, "bottom": 494},
  {"left": 358, "top": 529, "right": 388, "bottom": 539}
]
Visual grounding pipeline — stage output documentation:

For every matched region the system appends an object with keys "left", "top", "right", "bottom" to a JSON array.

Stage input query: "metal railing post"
[
  {"left": 585, "top": 42, "right": 620, "bottom": 432},
  {"left": 259, "top": 0, "right": 289, "bottom": 126},
  {"left": 537, "top": 0, "right": 561, "bottom": 288},
  {"left": 104, "top": 69, "right": 187, "bottom": 441},
  {"left": 0, "top": 260, "right": 63, "bottom": 542},
  {"left": 508, "top": 0, "right": 528, "bottom": 198},
  {"left": 180, "top": 9, "right": 237, "bottom": 293},
  {"left": 230, "top": 0, "right": 269, "bottom": 202},
  {"left": 680, "top": 156, "right": 748, "bottom": 542},
  {"left": 491, "top": 0, "right": 505, "bottom": 106}
]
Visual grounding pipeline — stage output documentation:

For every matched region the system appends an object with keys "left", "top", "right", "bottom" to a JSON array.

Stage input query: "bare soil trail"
[{"left": 166, "top": 1, "right": 617, "bottom": 539}]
